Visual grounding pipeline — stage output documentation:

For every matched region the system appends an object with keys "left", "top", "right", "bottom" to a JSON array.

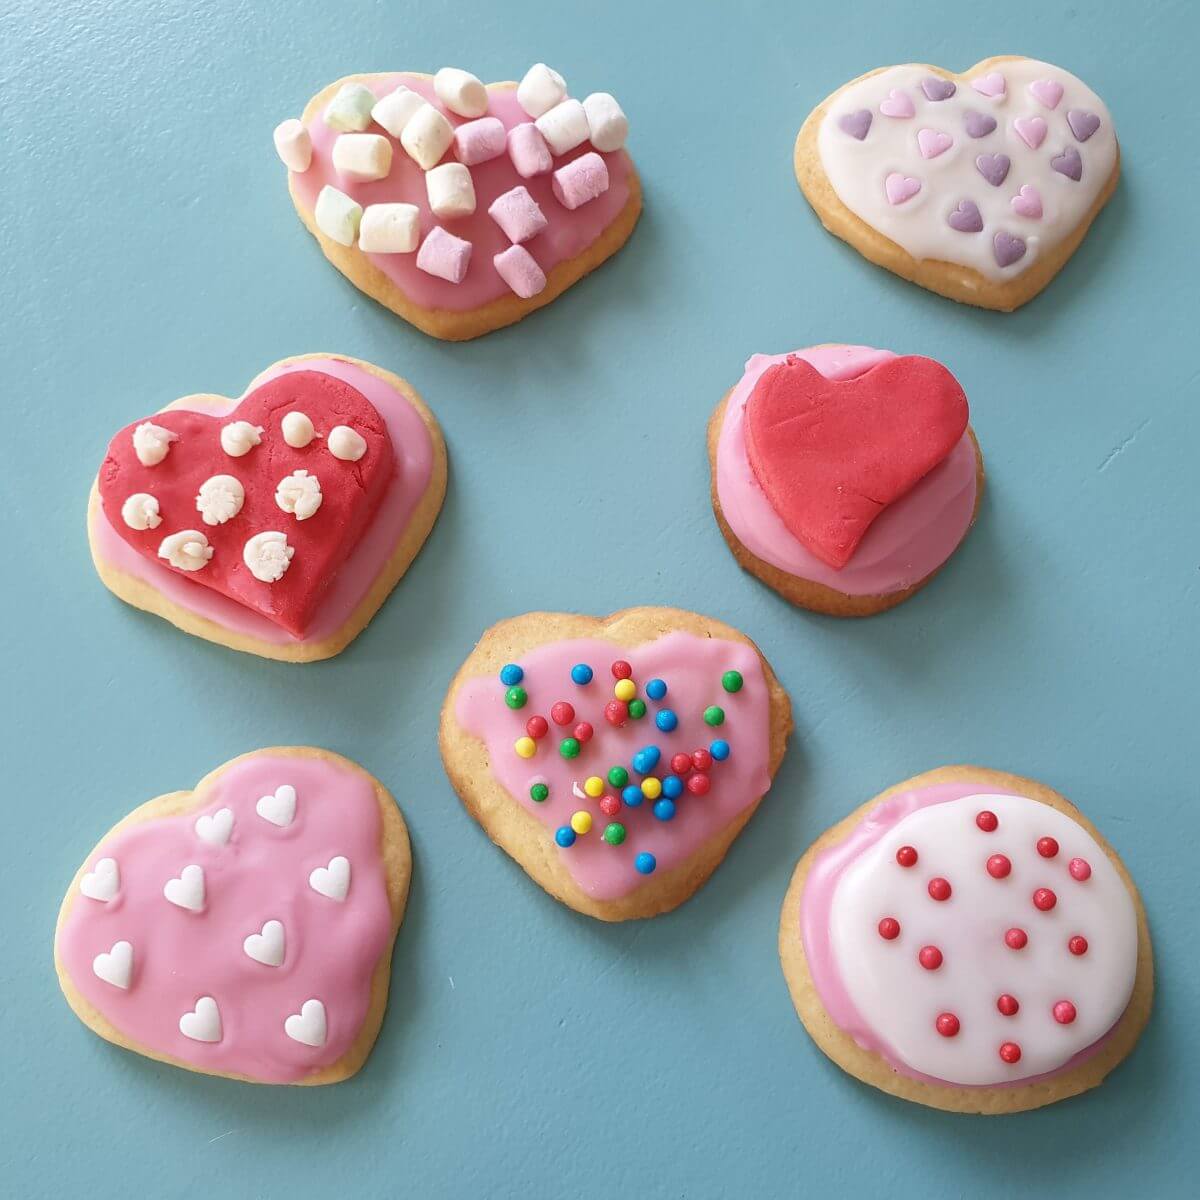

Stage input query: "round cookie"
[
  {"left": 795, "top": 56, "right": 1119, "bottom": 310},
  {"left": 708, "top": 345, "right": 984, "bottom": 616},
  {"left": 780, "top": 766, "right": 1153, "bottom": 1113},
  {"left": 440, "top": 607, "right": 792, "bottom": 920},
  {"left": 55, "top": 747, "right": 411, "bottom": 1086}
]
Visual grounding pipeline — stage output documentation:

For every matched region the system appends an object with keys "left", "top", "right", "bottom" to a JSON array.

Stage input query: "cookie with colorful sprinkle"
[
  {"left": 440, "top": 607, "right": 792, "bottom": 920},
  {"left": 54, "top": 747, "right": 411, "bottom": 1085},
  {"left": 780, "top": 766, "right": 1153, "bottom": 1113}
]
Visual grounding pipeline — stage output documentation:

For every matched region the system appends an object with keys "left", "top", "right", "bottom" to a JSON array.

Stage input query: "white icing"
[
  {"left": 255, "top": 784, "right": 296, "bottom": 827},
  {"left": 281, "top": 410, "right": 316, "bottom": 448},
  {"left": 92, "top": 940, "right": 133, "bottom": 989},
  {"left": 309, "top": 855, "right": 351, "bottom": 902},
  {"left": 157, "top": 529, "right": 213, "bottom": 571},
  {"left": 274, "top": 469, "right": 323, "bottom": 520},
  {"left": 242, "top": 919, "right": 285, "bottom": 967},
  {"left": 132, "top": 422, "right": 177, "bottom": 466},
  {"left": 243, "top": 530, "right": 294, "bottom": 582},
  {"left": 284, "top": 998, "right": 327, "bottom": 1047},
  {"left": 80, "top": 857, "right": 119, "bottom": 902},
  {"left": 120, "top": 493, "right": 161, "bottom": 530},
  {"left": 179, "top": 996, "right": 222, "bottom": 1043},
  {"left": 195, "top": 474, "right": 245, "bottom": 525},
  {"left": 194, "top": 807, "right": 234, "bottom": 846},
  {"left": 220, "top": 420, "right": 264, "bottom": 457},
  {"left": 327, "top": 425, "right": 367, "bottom": 462},
  {"left": 817, "top": 60, "right": 1116, "bottom": 281},
  {"left": 829, "top": 793, "right": 1138, "bottom": 1086},
  {"left": 163, "top": 863, "right": 205, "bottom": 911}
]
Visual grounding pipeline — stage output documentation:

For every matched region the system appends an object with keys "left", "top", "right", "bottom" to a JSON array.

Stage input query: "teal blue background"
[{"left": 2, "top": 1, "right": 1196, "bottom": 1196}]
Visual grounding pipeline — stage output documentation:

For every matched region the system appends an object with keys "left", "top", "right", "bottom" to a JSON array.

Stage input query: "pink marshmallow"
[
  {"left": 488, "top": 187, "right": 549, "bottom": 245},
  {"left": 416, "top": 226, "right": 472, "bottom": 284},
  {"left": 493, "top": 245, "right": 547, "bottom": 299},
  {"left": 507, "top": 122, "right": 552, "bottom": 178},
  {"left": 453, "top": 117, "right": 506, "bottom": 166},
  {"left": 551, "top": 152, "right": 610, "bottom": 210}
]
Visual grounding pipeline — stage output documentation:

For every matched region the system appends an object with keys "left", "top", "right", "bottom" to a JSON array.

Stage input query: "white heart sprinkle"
[
  {"left": 92, "top": 940, "right": 133, "bottom": 989},
  {"left": 80, "top": 857, "right": 119, "bottom": 902},
  {"left": 195, "top": 807, "right": 234, "bottom": 846},
  {"left": 256, "top": 784, "right": 297, "bottom": 827},
  {"left": 284, "top": 998, "right": 327, "bottom": 1047},
  {"left": 179, "top": 996, "right": 222, "bottom": 1043},
  {"left": 308, "top": 855, "right": 351, "bottom": 902},
  {"left": 163, "top": 864, "right": 206, "bottom": 912},
  {"left": 243, "top": 919, "right": 285, "bottom": 967}
]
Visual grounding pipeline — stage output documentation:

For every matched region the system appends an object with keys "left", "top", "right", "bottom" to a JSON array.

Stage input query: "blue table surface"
[{"left": 2, "top": 1, "right": 1196, "bottom": 1196}]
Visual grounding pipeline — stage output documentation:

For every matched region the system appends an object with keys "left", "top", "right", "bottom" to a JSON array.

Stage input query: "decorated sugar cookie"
[
  {"left": 440, "top": 608, "right": 792, "bottom": 920},
  {"left": 796, "top": 56, "right": 1118, "bottom": 310},
  {"left": 708, "top": 345, "right": 983, "bottom": 616},
  {"left": 88, "top": 354, "right": 447, "bottom": 661},
  {"left": 55, "top": 748, "right": 411, "bottom": 1085},
  {"left": 780, "top": 766, "right": 1152, "bottom": 1113},
  {"left": 276, "top": 65, "right": 640, "bottom": 340}
]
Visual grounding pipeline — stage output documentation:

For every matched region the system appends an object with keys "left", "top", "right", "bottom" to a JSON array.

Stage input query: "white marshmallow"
[
  {"left": 425, "top": 163, "right": 476, "bottom": 219},
  {"left": 121, "top": 493, "right": 161, "bottom": 530},
  {"left": 371, "top": 85, "right": 425, "bottom": 137},
  {"left": 517, "top": 63, "right": 567, "bottom": 118},
  {"left": 434, "top": 67, "right": 488, "bottom": 118},
  {"left": 535, "top": 98, "right": 590, "bottom": 155},
  {"left": 328, "top": 425, "right": 367, "bottom": 462},
  {"left": 281, "top": 411, "right": 316, "bottom": 447},
  {"left": 359, "top": 204, "right": 420, "bottom": 254},
  {"left": 314, "top": 185, "right": 362, "bottom": 247},
  {"left": 273, "top": 118, "right": 312, "bottom": 172},
  {"left": 400, "top": 103, "right": 454, "bottom": 169},
  {"left": 582, "top": 92, "right": 628, "bottom": 152},
  {"left": 331, "top": 133, "right": 392, "bottom": 182},
  {"left": 323, "top": 82, "right": 377, "bottom": 132}
]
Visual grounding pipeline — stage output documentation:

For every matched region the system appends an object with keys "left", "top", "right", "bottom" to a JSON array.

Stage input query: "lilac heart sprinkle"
[
  {"left": 921, "top": 77, "right": 957, "bottom": 101},
  {"left": 976, "top": 153, "right": 1011, "bottom": 187},
  {"left": 993, "top": 231, "right": 1027, "bottom": 268},
  {"left": 838, "top": 109, "right": 872, "bottom": 141},
  {"left": 963, "top": 110, "right": 997, "bottom": 138},
  {"left": 1067, "top": 109, "right": 1101, "bottom": 142},
  {"left": 947, "top": 199, "right": 984, "bottom": 234},
  {"left": 1051, "top": 146, "right": 1083, "bottom": 181}
]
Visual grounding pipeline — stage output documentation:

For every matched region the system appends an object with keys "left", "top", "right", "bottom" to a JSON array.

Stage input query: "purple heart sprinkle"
[
  {"left": 947, "top": 199, "right": 984, "bottom": 233},
  {"left": 993, "top": 231, "right": 1027, "bottom": 268},
  {"left": 963, "top": 110, "right": 997, "bottom": 138},
  {"left": 921, "top": 77, "right": 957, "bottom": 101},
  {"left": 1051, "top": 145, "right": 1083, "bottom": 181},
  {"left": 838, "top": 109, "right": 872, "bottom": 141},
  {"left": 975, "top": 153, "right": 1011, "bottom": 187},
  {"left": 1067, "top": 109, "right": 1101, "bottom": 142}
]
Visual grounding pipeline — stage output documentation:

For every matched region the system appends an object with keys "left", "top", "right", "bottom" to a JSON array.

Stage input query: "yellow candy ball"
[
  {"left": 514, "top": 736, "right": 537, "bottom": 759},
  {"left": 584, "top": 776, "right": 604, "bottom": 798},
  {"left": 570, "top": 810, "right": 593, "bottom": 835},
  {"left": 614, "top": 679, "right": 636, "bottom": 702},
  {"left": 641, "top": 776, "right": 663, "bottom": 800}
]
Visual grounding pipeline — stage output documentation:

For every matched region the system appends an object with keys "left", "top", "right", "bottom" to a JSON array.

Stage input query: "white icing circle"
[
  {"left": 274, "top": 469, "right": 323, "bottom": 520},
  {"left": 242, "top": 531, "right": 294, "bottom": 582},
  {"left": 157, "top": 529, "right": 213, "bottom": 571},
  {"left": 220, "top": 420, "right": 264, "bottom": 457},
  {"left": 328, "top": 425, "right": 367, "bottom": 461},
  {"left": 195, "top": 474, "right": 245, "bottom": 525},
  {"left": 120, "top": 493, "right": 161, "bottom": 530},
  {"left": 131, "top": 422, "right": 177, "bottom": 466},
  {"left": 281, "top": 410, "right": 316, "bottom": 447}
]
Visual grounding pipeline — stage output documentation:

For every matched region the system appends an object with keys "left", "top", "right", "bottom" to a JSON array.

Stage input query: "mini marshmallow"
[
  {"left": 359, "top": 203, "right": 421, "bottom": 253},
  {"left": 331, "top": 133, "right": 392, "bottom": 182},
  {"left": 323, "top": 82, "right": 377, "bottom": 132},
  {"left": 434, "top": 67, "right": 489, "bottom": 118},
  {"left": 132, "top": 422, "right": 178, "bottom": 466},
  {"left": 488, "top": 186, "right": 548, "bottom": 244},
  {"left": 281, "top": 411, "right": 316, "bottom": 448},
  {"left": 121, "top": 493, "right": 161, "bottom": 531},
  {"left": 426, "top": 163, "right": 476, "bottom": 219},
  {"left": 552, "top": 151, "right": 609, "bottom": 210},
  {"left": 517, "top": 63, "right": 567, "bottom": 118},
  {"left": 493, "top": 244, "right": 547, "bottom": 299},
  {"left": 453, "top": 117, "right": 506, "bottom": 166},
  {"left": 416, "top": 226, "right": 472, "bottom": 284},
  {"left": 507, "top": 123, "right": 553, "bottom": 178},
  {"left": 582, "top": 92, "right": 628, "bottom": 152},
  {"left": 220, "top": 421, "right": 264, "bottom": 458},
  {"left": 273, "top": 118, "right": 312, "bottom": 172},
  {"left": 371, "top": 85, "right": 424, "bottom": 137},
  {"left": 535, "top": 98, "right": 590, "bottom": 155},
  {"left": 328, "top": 425, "right": 368, "bottom": 462},
  {"left": 314, "top": 185, "right": 362, "bottom": 247},
  {"left": 400, "top": 103, "right": 454, "bottom": 169}
]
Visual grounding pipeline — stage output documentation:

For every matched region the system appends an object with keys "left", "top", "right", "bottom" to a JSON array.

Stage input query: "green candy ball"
[
  {"left": 529, "top": 783, "right": 549, "bottom": 803},
  {"left": 504, "top": 685, "right": 528, "bottom": 709},
  {"left": 603, "top": 822, "right": 626, "bottom": 846},
  {"left": 627, "top": 698, "right": 647, "bottom": 719},
  {"left": 559, "top": 737, "right": 581, "bottom": 759},
  {"left": 721, "top": 670, "right": 743, "bottom": 694},
  {"left": 703, "top": 705, "right": 725, "bottom": 727},
  {"left": 608, "top": 766, "right": 629, "bottom": 788}
]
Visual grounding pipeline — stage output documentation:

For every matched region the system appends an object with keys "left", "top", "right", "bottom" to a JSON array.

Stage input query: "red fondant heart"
[
  {"left": 743, "top": 355, "right": 968, "bottom": 569},
  {"left": 98, "top": 372, "right": 394, "bottom": 635}
]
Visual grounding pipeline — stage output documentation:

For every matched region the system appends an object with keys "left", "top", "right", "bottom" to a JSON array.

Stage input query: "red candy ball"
[
  {"left": 550, "top": 701, "right": 575, "bottom": 726},
  {"left": 935, "top": 1012, "right": 960, "bottom": 1038},
  {"left": 1037, "top": 837, "right": 1059, "bottom": 859},
  {"left": 895, "top": 845, "right": 918, "bottom": 868},
  {"left": 976, "top": 810, "right": 998, "bottom": 832},
  {"left": 997, "top": 994, "right": 1020, "bottom": 1017},
  {"left": 999, "top": 1042, "right": 1022, "bottom": 1065},
  {"left": 604, "top": 700, "right": 628, "bottom": 727},
  {"left": 611, "top": 660, "right": 632, "bottom": 680},
  {"left": 1053, "top": 1000, "right": 1077, "bottom": 1025},
  {"left": 1069, "top": 857, "right": 1092, "bottom": 881},
  {"left": 986, "top": 854, "right": 1012, "bottom": 879},
  {"left": 1005, "top": 927, "right": 1028, "bottom": 950},
  {"left": 670, "top": 752, "right": 692, "bottom": 775},
  {"left": 928, "top": 877, "right": 952, "bottom": 902},
  {"left": 599, "top": 795, "right": 621, "bottom": 817},
  {"left": 573, "top": 722, "right": 593, "bottom": 744},
  {"left": 692, "top": 749, "right": 712, "bottom": 771},
  {"left": 1068, "top": 935, "right": 1089, "bottom": 956},
  {"left": 1033, "top": 887, "right": 1057, "bottom": 911},
  {"left": 526, "top": 715, "right": 549, "bottom": 739},
  {"left": 686, "top": 772, "right": 711, "bottom": 796},
  {"left": 918, "top": 945, "right": 943, "bottom": 970},
  {"left": 878, "top": 917, "right": 901, "bottom": 940}
]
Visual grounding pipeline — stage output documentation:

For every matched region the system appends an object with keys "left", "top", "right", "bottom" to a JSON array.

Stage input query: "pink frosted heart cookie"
[
  {"left": 780, "top": 766, "right": 1153, "bottom": 1113},
  {"left": 795, "top": 56, "right": 1118, "bottom": 310},
  {"left": 276, "top": 65, "right": 640, "bottom": 340},
  {"left": 54, "top": 748, "right": 411, "bottom": 1085},
  {"left": 440, "top": 607, "right": 792, "bottom": 920}
]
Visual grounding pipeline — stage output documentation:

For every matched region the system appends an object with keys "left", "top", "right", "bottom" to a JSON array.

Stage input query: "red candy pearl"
[
  {"left": 1037, "top": 837, "right": 1059, "bottom": 859},
  {"left": 918, "top": 945, "right": 943, "bottom": 970},
  {"left": 1053, "top": 1000, "right": 1077, "bottom": 1025},
  {"left": 999, "top": 1042, "right": 1022, "bottom": 1065},
  {"left": 997, "top": 994, "right": 1020, "bottom": 1017},
  {"left": 928, "top": 877, "right": 952, "bottom": 901},
  {"left": 1033, "top": 887, "right": 1057, "bottom": 911},
  {"left": 1068, "top": 935, "right": 1089, "bottom": 956},
  {"left": 526, "top": 716, "right": 548, "bottom": 739},
  {"left": 878, "top": 917, "right": 901, "bottom": 940},
  {"left": 986, "top": 854, "right": 1012, "bottom": 879},
  {"left": 550, "top": 701, "right": 575, "bottom": 726},
  {"left": 686, "top": 772, "right": 711, "bottom": 796},
  {"left": 976, "top": 810, "right": 998, "bottom": 832},
  {"left": 896, "top": 845, "right": 918, "bottom": 868},
  {"left": 1069, "top": 857, "right": 1092, "bottom": 881},
  {"left": 670, "top": 752, "right": 692, "bottom": 775},
  {"left": 599, "top": 795, "right": 621, "bottom": 817},
  {"left": 611, "top": 660, "right": 632, "bottom": 680},
  {"left": 936, "top": 1012, "right": 960, "bottom": 1038},
  {"left": 692, "top": 749, "right": 713, "bottom": 771},
  {"left": 604, "top": 700, "right": 628, "bottom": 727},
  {"left": 1005, "top": 927, "right": 1028, "bottom": 950},
  {"left": 573, "top": 722, "right": 593, "bottom": 744}
]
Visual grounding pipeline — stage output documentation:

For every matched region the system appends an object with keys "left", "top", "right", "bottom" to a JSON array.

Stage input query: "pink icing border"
[
  {"left": 715, "top": 345, "right": 979, "bottom": 596},
  {"left": 91, "top": 358, "right": 435, "bottom": 645}
]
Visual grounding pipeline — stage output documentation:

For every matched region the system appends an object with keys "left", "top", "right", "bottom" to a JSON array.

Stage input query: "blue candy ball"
[
  {"left": 555, "top": 826, "right": 576, "bottom": 848},
  {"left": 640, "top": 745, "right": 661, "bottom": 770},
  {"left": 645, "top": 678, "right": 667, "bottom": 701},
  {"left": 655, "top": 709, "right": 678, "bottom": 732},
  {"left": 631, "top": 751, "right": 647, "bottom": 775},
  {"left": 653, "top": 799, "right": 676, "bottom": 822},
  {"left": 499, "top": 663, "right": 523, "bottom": 686},
  {"left": 635, "top": 852, "right": 657, "bottom": 874},
  {"left": 662, "top": 774, "right": 683, "bottom": 799},
  {"left": 710, "top": 739, "right": 731, "bottom": 761},
  {"left": 622, "top": 785, "right": 644, "bottom": 808},
  {"left": 570, "top": 663, "right": 593, "bottom": 685}
]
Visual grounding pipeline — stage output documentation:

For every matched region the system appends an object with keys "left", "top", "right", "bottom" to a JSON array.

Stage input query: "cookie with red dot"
[{"left": 779, "top": 765, "right": 1152, "bottom": 1113}]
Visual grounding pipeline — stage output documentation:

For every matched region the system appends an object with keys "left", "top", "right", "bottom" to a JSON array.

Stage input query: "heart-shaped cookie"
[
  {"left": 441, "top": 608, "right": 792, "bottom": 921},
  {"left": 88, "top": 354, "right": 446, "bottom": 661},
  {"left": 795, "top": 56, "right": 1118, "bottom": 310},
  {"left": 277, "top": 66, "right": 641, "bottom": 340},
  {"left": 54, "top": 748, "right": 411, "bottom": 1085}
]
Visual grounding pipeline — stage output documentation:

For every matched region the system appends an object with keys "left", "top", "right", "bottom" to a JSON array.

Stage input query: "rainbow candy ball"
[
  {"left": 603, "top": 822, "right": 626, "bottom": 846},
  {"left": 641, "top": 776, "right": 663, "bottom": 800},
  {"left": 653, "top": 798, "right": 676, "bottom": 821},
  {"left": 514, "top": 736, "right": 536, "bottom": 759},
  {"left": 570, "top": 811, "right": 593, "bottom": 835},
  {"left": 662, "top": 774, "right": 684, "bottom": 799},
  {"left": 559, "top": 737, "right": 581, "bottom": 759},
  {"left": 703, "top": 705, "right": 725, "bottom": 727},
  {"left": 584, "top": 776, "right": 604, "bottom": 798},
  {"left": 614, "top": 678, "right": 637, "bottom": 702},
  {"left": 635, "top": 852, "right": 657, "bottom": 874},
  {"left": 622, "top": 785, "right": 644, "bottom": 808},
  {"left": 627, "top": 699, "right": 647, "bottom": 719},
  {"left": 530, "top": 783, "right": 549, "bottom": 802},
  {"left": 721, "top": 670, "right": 743, "bottom": 693},
  {"left": 555, "top": 826, "right": 576, "bottom": 848},
  {"left": 645, "top": 678, "right": 667, "bottom": 701},
  {"left": 710, "top": 739, "right": 731, "bottom": 761},
  {"left": 608, "top": 765, "right": 629, "bottom": 788},
  {"left": 570, "top": 663, "right": 593, "bottom": 685},
  {"left": 500, "top": 663, "right": 523, "bottom": 686},
  {"left": 655, "top": 709, "right": 678, "bottom": 732},
  {"left": 505, "top": 685, "right": 528, "bottom": 710}
]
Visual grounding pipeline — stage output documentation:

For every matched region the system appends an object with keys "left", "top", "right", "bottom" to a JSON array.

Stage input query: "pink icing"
[
  {"left": 800, "top": 781, "right": 1122, "bottom": 1088},
  {"left": 91, "top": 358, "right": 435, "bottom": 645},
  {"left": 455, "top": 632, "right": 772, "bottom": 901},
  {"left": 715, "top": 345, "right": 978, "bottom": 596},
  {"left": 292, "top": 75, "right": 633, "bottom": 310},
  {"left": 57, "top": 753, "right": 394, "bottom": 1083}
]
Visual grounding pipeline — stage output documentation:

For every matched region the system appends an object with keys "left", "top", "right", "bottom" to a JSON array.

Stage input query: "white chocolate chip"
[
  {"left": 400, "top": 103, "right": 454, "bottom": 170},
  {"left": 426, "top": 162, "right": 476, "bottom": 218},
  {"left": 275, "top": 469, "right": 323, "bottom": 520},
  {"left": 331, "top": 132, "right": 393, "bottom": 182},
  {"left": 158, "top": 530, "right": 214, "bottom": 571},
  {"left": 371, "top": 85, "right": 424, "bottom": 137},
  {"left": 517, "top": 63, "right": 567, "bottom": 119},
  {"left": 243, "top": 531, "right": 294, "bottom": 582},
  {"left": 314, "top": 184, "right": 363, "bottom": 247},
  {"left": 132, "top": 422, "right": 178, "bottom": 466},
  {"left": 121, "top": 493, "right": 161, "bottom": 530},
  {"left": 220, "top": 421, "right": 264, "bottom": 457},
  {"left": 434, "top": 67, "right": 488, "bottom": 118},
  {"left": 323, "top": 82, "right": 377, "bottom": 132},
  {"left": 281, "top": 411, "right": 316, "bottom": 448},
  {"left": 273, "top": 118, "right": 312, "bottom": 171},
  {"left": 195, "top": 474, "right": 245, "bottom": 526},
  {"left": 328, "top": 425, "right": 367, "bottom": 462}
]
